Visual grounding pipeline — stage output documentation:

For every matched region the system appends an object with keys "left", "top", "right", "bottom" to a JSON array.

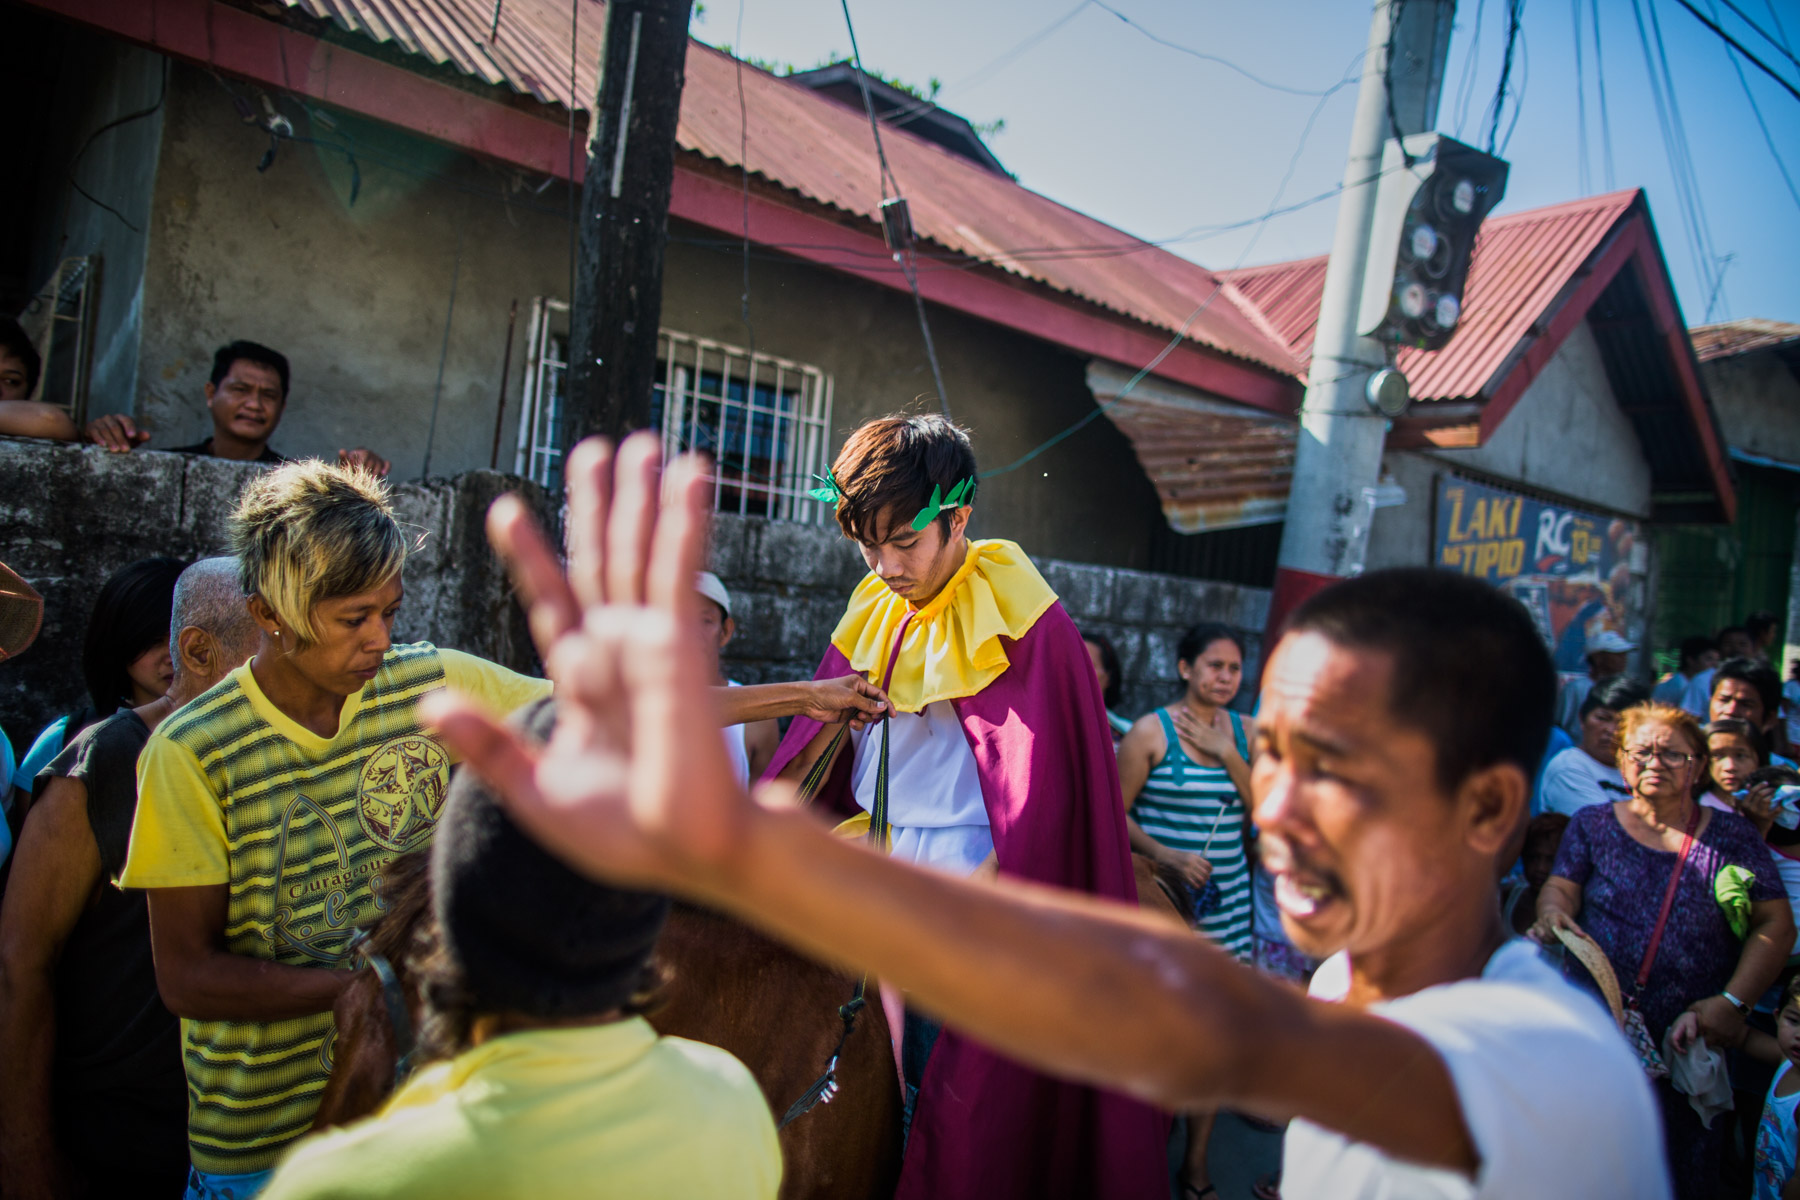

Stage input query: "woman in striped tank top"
[{"left": 1118, "top": 621, "right": 1253, "bottom": 1200}]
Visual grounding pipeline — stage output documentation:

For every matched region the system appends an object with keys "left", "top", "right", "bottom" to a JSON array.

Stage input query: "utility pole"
[
  {"left": 1267, "top": 0, "right": 1456, "bottom": 629},
  {"left": 565, "top": 0, "right": 693, "bottom": 444}
]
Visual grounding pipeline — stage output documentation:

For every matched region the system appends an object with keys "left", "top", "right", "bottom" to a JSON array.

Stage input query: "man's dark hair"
[
  {"left": 1580, "top": 675, "right": 1649, "bottom": 721},
  {"left": 830, "top": 414, "right": 977, "bottom": 544},
  {"left": 1177, "top": 621, "right": 1244, "bottom": 666},
  {"left": 1080, "top": 628, "right": 1123, "bottom": 710},
  {"left": 1713, "top": 656, "right": 1781, "bottom": 722},
  {"left": 210, "top": 340, "right": 290, "bottom": 398},
  {"left": 1677, "top": 635, "right": 1716, "bottom": 673},
  {"left": 1286, "top": 568, "right": 1556, "bottom": 793},
  {"left": 0, "top": 317, "right": 41, "bottom": 395},
  {"left": 82, "top": 556, "right": 188, "bottom": 720},
  {"left": 1717, "top": 623, "right": 1751, "bottom": 645},
  {"left": 1747, "top": 611, "right": 1780, "bottom": 644}
]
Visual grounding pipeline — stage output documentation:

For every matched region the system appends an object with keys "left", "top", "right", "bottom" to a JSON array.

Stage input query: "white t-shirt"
[
  {"left": 1537, "top": 746, "right": 1627, "bottom": 816},
  {"left": 1283, "top": 940, "right": 1670, "bottom": 1200},
  {"left": 849, "top": 701, "right": 992, "bottom": 877}
]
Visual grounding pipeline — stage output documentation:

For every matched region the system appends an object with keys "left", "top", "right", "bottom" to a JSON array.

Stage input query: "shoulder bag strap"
[{"left": 1635, "top": 804, "right": 1703, "bottom": 993}]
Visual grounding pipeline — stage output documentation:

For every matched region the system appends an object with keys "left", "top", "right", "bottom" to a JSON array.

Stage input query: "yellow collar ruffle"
[{"left": 831, "top": 538, "right": 1058, "bottom": 714}]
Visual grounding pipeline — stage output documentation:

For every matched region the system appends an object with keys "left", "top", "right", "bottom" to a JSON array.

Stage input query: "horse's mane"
[{"left": 363, "top": 848, "right": 434, "bottom": 964}]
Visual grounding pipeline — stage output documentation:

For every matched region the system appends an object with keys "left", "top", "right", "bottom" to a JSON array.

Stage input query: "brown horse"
[
  {"left": 315, "top": 849, "right": 1185, "bottom": 1199},
  {"left": 314, "top": 851, "right": 903, "bottom": 1200}
]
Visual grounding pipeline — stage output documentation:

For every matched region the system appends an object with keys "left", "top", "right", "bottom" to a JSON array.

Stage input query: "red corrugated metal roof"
[
  {"left": 1689, "top": 319, "right": 1800, "bottom": 362},
  {"left": 276, "top": 0, "right": 1300, "bottom": 377},
  {"left": 1223, "top": 190, "right": 1643, "bottom": 400}
]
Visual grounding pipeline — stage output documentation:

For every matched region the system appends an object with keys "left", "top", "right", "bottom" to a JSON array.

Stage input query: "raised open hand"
[{"left": 422, "top": 434, "right": 752, "bottom": 893}]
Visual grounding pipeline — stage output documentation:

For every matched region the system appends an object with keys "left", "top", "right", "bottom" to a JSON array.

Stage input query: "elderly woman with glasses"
[{"left": 1533, "top": 702, "right": 1794, "bottom": 1198}]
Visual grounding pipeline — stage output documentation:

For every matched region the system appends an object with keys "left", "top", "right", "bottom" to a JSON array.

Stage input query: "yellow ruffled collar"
[{"left": 830, "top": 539, "right": 1058, "bottom": 714}]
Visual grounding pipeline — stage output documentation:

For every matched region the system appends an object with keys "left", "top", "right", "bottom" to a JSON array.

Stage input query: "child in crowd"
[
  {"left": 1505, "top": 813, "right": 1571, "bottom": 935},
  {"left": 1674, "top": 976, "right": 1800, "bottom": 1199}
]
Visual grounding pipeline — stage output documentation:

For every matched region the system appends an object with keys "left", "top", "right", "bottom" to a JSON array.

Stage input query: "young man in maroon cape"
[{"left": 760, "top": 414, "right": 1168, "bottom": 1200}]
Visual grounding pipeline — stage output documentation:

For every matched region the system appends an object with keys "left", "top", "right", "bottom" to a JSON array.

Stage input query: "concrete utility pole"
[
  {"left": 565, "top": 0, "right": 693, "bottom": 443},
  {"left": 1267, "top": 0, "right": 1456, "bottom": 628}
]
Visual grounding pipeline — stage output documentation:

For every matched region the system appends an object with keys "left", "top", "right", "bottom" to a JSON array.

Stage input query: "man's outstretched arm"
[{"left": 426, "top": 434, "right": 1476, "bottom": 1174}]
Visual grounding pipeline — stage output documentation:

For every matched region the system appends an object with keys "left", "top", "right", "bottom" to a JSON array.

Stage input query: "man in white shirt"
[
  {"left": 1553, "top": 629, "right": 1634, "bottom": 738},
  {"left": 430, "top": 434, "right": 1672, "bottom": 1200}
]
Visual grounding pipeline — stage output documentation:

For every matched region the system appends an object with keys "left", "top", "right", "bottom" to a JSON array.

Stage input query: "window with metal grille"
[{"left": 514, "top": 300, "right": 834, "bottom": 526}]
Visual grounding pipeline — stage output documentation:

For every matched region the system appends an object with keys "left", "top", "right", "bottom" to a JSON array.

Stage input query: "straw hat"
[
  {"left": 1556, "top": 926, "right": 1624, "bottom": 1028},
  {"left": 0, "top": 561, "right": 42, "bottom": 662}
]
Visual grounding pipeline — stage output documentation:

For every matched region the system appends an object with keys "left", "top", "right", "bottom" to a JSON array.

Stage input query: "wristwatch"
[{"left": 1721, "top": 990, "right": 1752, "bottom": 1018}]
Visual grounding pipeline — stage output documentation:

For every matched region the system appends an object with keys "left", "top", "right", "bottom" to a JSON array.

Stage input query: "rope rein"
[
  {"left": 348, "top": 928, "right": 417, "bottom": 1087},
  {"left": 778, "top": 616, "right": 910, "bottom": 1129}
]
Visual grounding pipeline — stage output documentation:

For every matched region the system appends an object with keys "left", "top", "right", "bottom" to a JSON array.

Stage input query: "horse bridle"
[
  {"left": 347, "top": 928, "right": 417, "bottom": 1086},
  {"left": 778, "top": 615, "right": 910, "bottom": 1130}
]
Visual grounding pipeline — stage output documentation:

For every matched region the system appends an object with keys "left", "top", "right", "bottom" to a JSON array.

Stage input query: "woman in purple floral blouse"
[{"left": 1534, "top": 703, "right": 1794, "bottom": 1198}]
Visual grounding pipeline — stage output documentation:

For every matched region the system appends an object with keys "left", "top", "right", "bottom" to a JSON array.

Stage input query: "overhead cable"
[
  {"left": 1089, "top": 0, "right": 1350, "bottom": 97},
  {"left": 1714, "top": 0, "right": 1800, "bottom": 69},
  {"left": 1669, "top": 0, "right": 1800, "bottom": 103},
  {"left": 1706, "top": 0, "right": 1800, "bottom": 212},
  {"left": 1591, "top": 0, "right": 1616, "bottom": 189}
]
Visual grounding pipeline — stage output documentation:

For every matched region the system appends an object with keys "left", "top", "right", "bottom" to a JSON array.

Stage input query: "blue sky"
[{"left": 693, "top": 0, "right": 1800, "bottom": 327}]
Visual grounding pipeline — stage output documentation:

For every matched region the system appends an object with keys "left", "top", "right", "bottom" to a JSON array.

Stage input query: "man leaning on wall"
[{"left": 84, "top": 340, "right": 389, "bottom": 475}]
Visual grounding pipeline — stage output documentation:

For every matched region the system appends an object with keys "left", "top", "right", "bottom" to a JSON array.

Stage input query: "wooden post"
[{"left": 565, "top": 0, "right": 692, "bottom": 443}]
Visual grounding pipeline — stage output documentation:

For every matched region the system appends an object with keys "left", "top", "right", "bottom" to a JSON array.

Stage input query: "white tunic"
[{"left": 848, "top": 700, "right": 992, "bottom": 877}]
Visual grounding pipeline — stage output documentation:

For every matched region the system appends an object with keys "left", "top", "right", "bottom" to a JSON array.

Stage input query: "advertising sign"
[{"left": 1433, "top": 476, "right": 1641, "bottom": 671}]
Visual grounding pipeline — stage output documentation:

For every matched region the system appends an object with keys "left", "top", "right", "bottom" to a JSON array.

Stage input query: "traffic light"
[{"left": 1358, "top": 134, "right": 1508, "bottom": 352}]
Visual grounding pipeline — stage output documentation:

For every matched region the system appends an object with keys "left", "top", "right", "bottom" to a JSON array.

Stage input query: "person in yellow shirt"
[
  {"left": 120, "top": 460, "right": 551, "bottom": 1199},
  {"left": 260, "top": 698, "right": 780, "bottom": 1200}
]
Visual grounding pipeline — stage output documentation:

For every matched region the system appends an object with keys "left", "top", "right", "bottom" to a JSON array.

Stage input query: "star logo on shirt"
[{"left": 356, "top": 736, "right": 450, "bottom": 852}]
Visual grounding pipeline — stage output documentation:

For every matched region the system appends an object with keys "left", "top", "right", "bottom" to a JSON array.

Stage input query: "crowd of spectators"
[{"left": 4, "top": 389, "right": 1800, "bottom": 1200}]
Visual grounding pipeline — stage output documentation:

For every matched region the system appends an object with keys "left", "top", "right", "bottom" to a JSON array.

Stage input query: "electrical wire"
[
  {"left": 876, "top": 0, "right": 1092, "bottom": 130},
  {"left": 1573, "top": 0, "right": 1590, "bottom": 194},
  {"left": 1591, "top": 0, "right": 1616, "bottom": 189},
  {"left": 1705, "top": 0, "right": 1800, "bottom": 212},
  {"left": 1714, "top": 0, "right": 1800, "bottom": 69},
  {"left": 1669, "top": 0, "right": 1800, "bottom": 104},
  {"left": 838, "top": 0, "right": 951, "bottom": 418},
  {"left": 1482, "top": 0, "right": 1525, "bottom": 154},
  {"left": 1763, "top": 0, "right": 1795, "bottom": 56},
  {"left": 978, "top": 49, "right": 1360, "bottom": 482},
  {"left": 1452, "top": 0, "right": 1489, "bottom": 138},
  {"left": 1089, "top": 0, "right": 1351, "bottom": 97},
  {"left": 65, "top": 60, "right": 169, "bottom": 235}
]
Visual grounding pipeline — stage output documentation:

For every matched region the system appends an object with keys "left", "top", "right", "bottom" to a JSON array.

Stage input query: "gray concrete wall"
[
  {"left": 123, "top": 62, "right": 1168, "bottom": 571},
  {"left": 0, "top": 438, "right": 1266, "bottom": 756},
  {"left": 1702, "top": 351, "right": 1800, "bottom": 465},
  {"left": 0, "top": 439, "right": 550, "bottom": 756},
  {"left": 26, "top": 35, "right": 165, "bottom": 421},
  {"left": 707, "top": 513, "right": 1271, "bottom": 721}
]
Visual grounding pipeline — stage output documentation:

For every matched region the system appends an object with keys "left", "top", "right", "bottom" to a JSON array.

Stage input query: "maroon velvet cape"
[{"left": 764, "top": 600, "right": 1170, "bottom": 1200}]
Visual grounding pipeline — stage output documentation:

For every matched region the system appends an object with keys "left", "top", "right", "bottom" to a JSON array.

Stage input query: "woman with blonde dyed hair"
[
  {"left": 120, "top": 460, "right": 550, "bottom": 1200},
  {"left": 1534, "top": 701, "right": 1794, "bottom": 1197}
]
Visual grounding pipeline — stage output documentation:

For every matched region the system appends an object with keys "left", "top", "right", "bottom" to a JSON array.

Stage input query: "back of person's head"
[
  {"left": 211, "top": 339, "right": 291, "bottom": 398},
  {"left": 230, "top": 459, "right": 404, "bottom": 647},
  {"left": 1080, "top": 628, "right": 1123, "bottom": 710},
  {"left": 1177, "top": 621, "right": 1243, "bottom": 666},
  {"left": 1714, "top": 656, "right": 1781, "bottom": 717},
  {"left": 0, "top": 317, "right": 42, "bottom": 396},
  {"left": 168, "top": 557, "right": 257, "bottom": 671},
  {"left": 1285, "top": 567, "right": 1555, "bottom": 794},
  {"left": 1782, "top": 974, "right": 1800, "bottom": 1019},
  {"left": 83, "top": 556, "right": 187, "bottom": 719},
  {"left": 430, "top": 699, "right": 668, "bottom": 1047},
  {"left": 1706, "top": 717, "right": 1769, "bottom": 767},
  {"left": 1678, "top": 635, "right": 1715, "bottom": 672},
  {"left": 829, "top": 414, "right": 977, "bottom": 543},
  {"left": 1580, "top": 675, "right": 1649, "bottom": 720},
  {"left": 1747, "top": 611, "right": 1780, "bottom": 645}
]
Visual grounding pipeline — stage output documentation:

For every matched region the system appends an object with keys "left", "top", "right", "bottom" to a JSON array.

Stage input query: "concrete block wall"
[
  {"left": 0, "top": 439, "right": 553, "bottom": 753},
  {"left": 0, "top": 438, "right": 1269, "bottom": 758}
]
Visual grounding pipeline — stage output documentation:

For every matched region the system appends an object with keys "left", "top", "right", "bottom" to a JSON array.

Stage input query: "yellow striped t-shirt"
[{"left": 121, "top": 643, "right": 550, "bottom": 1173}]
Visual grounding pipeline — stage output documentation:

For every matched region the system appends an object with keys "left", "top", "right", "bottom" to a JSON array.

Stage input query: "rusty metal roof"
[
  {"left": 276, "top": 0, "right": 1300, "bottom": 377},
  {"left": 1224, "top": 190, "right": 1644, "bottom": 400},
  {"left": 1689, "top": 319, "right": 1800, "bottom": 362},
  {"left": 1087, "top": 363, "right": 1293, "bottom": 534}
]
